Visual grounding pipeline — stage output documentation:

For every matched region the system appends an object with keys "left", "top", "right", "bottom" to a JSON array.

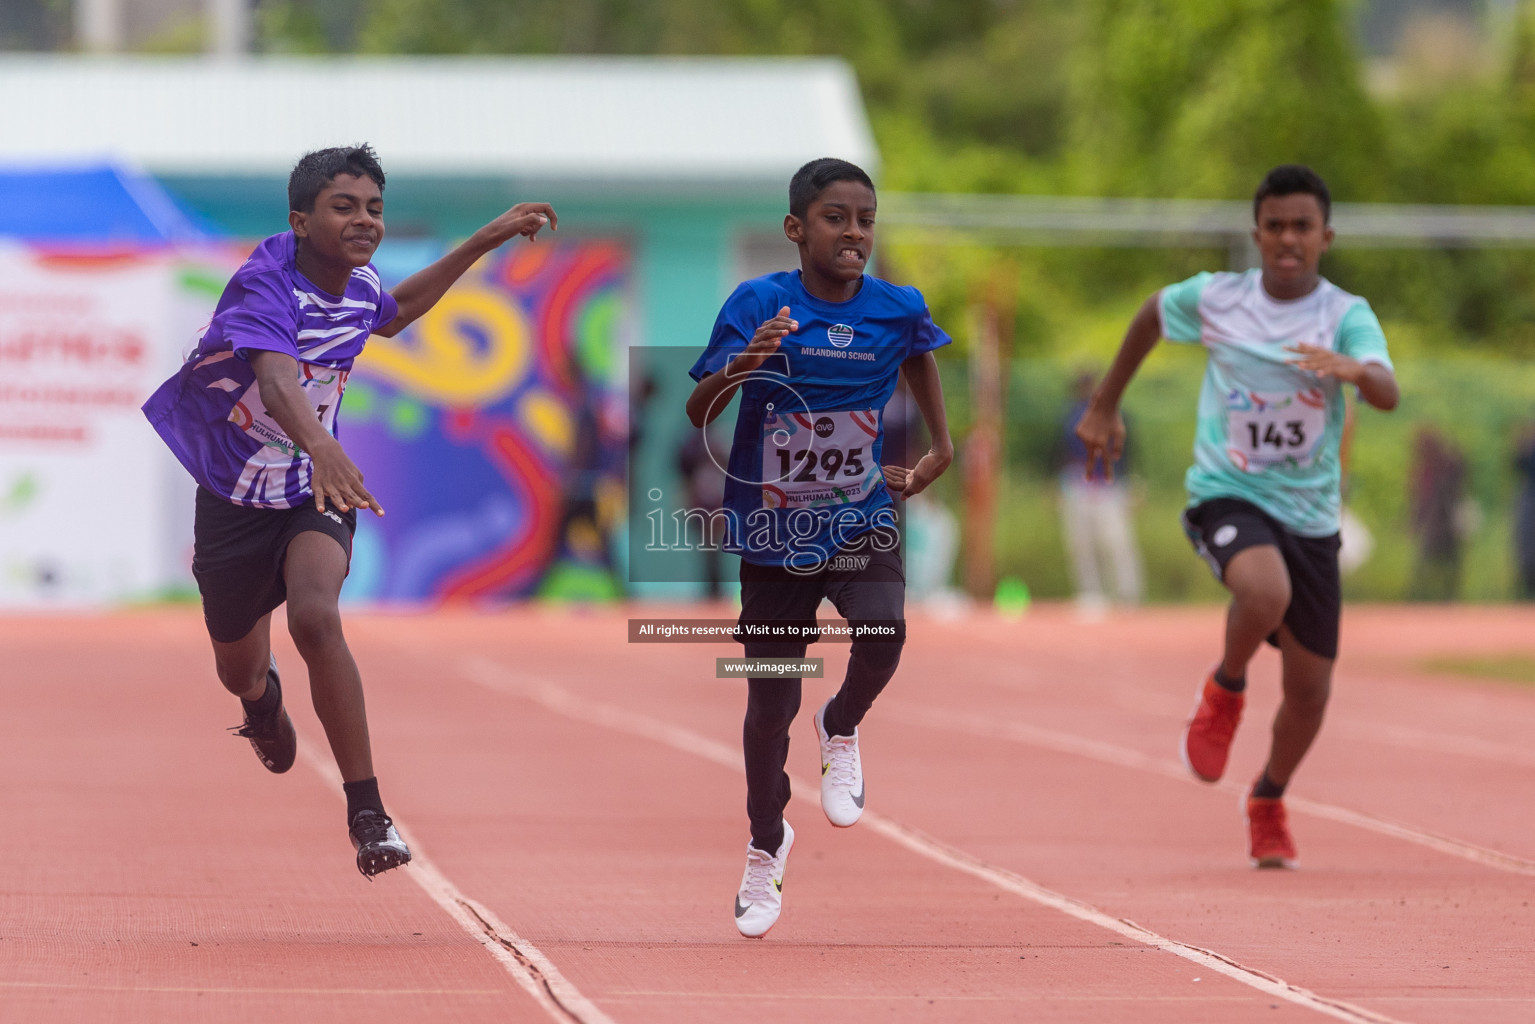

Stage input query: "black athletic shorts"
[
  {"left": 1182, "top": 497, "right": 1341, "bottom": 660},
  {"left": 737, "top": 526, "right": 905, "bottom": 657},
  {"left": 192, "top": 486, "right": 355, "bottom": 644}
]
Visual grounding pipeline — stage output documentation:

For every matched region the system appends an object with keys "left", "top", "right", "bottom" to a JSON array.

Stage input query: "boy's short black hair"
[
  {"left": 1253, "top": 164, "right": 1331, "bottom": 224},
  {"left": 789, "top": 158, "right": 875, "bottom": 219},
  {"left": 288, "top": 145, "right": 386, "bottom": 212}
]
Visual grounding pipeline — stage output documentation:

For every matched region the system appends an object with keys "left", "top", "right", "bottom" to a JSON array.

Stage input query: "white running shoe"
[
  {"left": 734, "top": 821, "right": 794, "bottom": 938},
  {"left": 815, "top": 699, "right": 865, "bottom": 827}
]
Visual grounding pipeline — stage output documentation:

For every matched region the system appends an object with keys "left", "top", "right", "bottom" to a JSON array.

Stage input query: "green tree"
[{"left": 1067, "top": 0, "right": 1385, "bottom": 200}]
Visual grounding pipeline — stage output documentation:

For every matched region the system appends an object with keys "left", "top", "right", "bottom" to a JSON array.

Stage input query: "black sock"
[
  {"left": 751, "top": 824, "right": 784, "bottom": 856},
  {"left": 1213, "top": 666, "right": 1247, "bottom": 693},
  {"left": 1252, "top": 771, "right": 1286, "bottom": 800},
  {"left": 241, "top": 672, "right": 281, "bottom": 717},
  {"left": 819, "top": 696, "right": 852, "bottom": 740},
  {"left": 344, "top": 777, "right": 386, "bottom": 823}
]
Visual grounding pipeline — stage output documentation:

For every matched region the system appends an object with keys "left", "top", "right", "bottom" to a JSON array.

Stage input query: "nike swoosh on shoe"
[
  {"left": 852, "top": 783, "right": 865, "bottom": 809},
  {"left": 735, "top": 898, "right": 751, "bottom": 919}
]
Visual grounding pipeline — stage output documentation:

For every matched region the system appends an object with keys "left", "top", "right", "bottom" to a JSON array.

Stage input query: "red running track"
[{"left": 1, "top": 603, "right": 1533, "bottom": 1022}]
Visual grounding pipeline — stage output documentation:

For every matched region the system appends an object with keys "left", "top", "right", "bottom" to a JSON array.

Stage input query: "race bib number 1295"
[{"left": 761, "top": 408, "right": 882, "bottom": 508}]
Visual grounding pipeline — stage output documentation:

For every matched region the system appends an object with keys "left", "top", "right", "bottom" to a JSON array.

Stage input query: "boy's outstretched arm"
[
  {"left": 885, "top": 350, "right": 953, "bottom": 498},
  {"left": 686, "top": 307, "right": 798, "bottom": 428},
  {"left": 250, "top": 350, "right": 384, "bottom": 516},
  {"left": 1284, "top": 345, "right": 1400, "bottom": 411},
  {"left": 1076, "top": 292, "right": 1162, "bottom": 483},
  {"left": 373, "top": 202, "right": 557, "bottom": 338}
]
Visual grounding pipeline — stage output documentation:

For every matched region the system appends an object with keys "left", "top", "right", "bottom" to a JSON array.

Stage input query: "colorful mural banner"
[{"left": 343, "top": 240, "right": 630, "bottom": 603}]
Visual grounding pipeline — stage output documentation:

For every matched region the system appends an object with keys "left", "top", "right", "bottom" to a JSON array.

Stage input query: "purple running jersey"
[{"left": 143, "top": 232, "right": 397, "bottom": 508}]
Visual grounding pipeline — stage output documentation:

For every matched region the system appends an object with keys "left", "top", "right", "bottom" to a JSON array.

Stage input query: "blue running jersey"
[{"left": 690, "top": 270, "right": 950, "bottom": 569}]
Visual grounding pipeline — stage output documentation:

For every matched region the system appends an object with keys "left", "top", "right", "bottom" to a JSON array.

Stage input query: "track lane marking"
[
  {"left": 0, "top": 981, "right": 501, "bottom": 996},
  {"left": 1328, "top": 718, "right": 1535, "bottom": 772},
  {"left": 297, "top": 741, "right": 615, "bottom": 1024},
  {"left": 460, "top": 655, "right": 1411, "bottom": 1024},
  {"left": 881, "top": 702, "right": 1535, "bottom": 877},
  {"left": 907, "top": 645, "right": 1535, "bottom": 772},
  {"left": 603, "top": 989, "right": 1293, "bottom": 1001}
]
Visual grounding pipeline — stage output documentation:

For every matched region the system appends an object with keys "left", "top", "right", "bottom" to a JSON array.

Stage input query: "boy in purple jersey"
[{"left": 143, "top": 145, "right": 555, "bottom": 876}]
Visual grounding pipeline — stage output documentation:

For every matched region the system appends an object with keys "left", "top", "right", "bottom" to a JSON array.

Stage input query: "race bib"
[
  {"left": 761, "top": 408, "right": 883, "bottom": 508},
  {"left": 1225, "top": 388, "right": 1326, "bottom": 472},
  {"left": 227, "top": 362, "right": 347, "bottom": 459}
]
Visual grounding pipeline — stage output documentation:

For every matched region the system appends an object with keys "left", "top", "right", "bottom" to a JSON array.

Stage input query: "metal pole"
[
  {"left": 76, "top": 0, "right": 122, "bottom": 53},
  {"left": 208, "top": 0, "right": 249, "bottom": 57}
]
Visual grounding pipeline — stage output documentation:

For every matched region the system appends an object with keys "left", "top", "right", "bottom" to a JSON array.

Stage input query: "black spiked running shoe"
[
  {"left": 230, "top": 655, "right": 297, "bottom": 774},
  {"left": 349, "top": 810, "right": 412, "bottom": 878}
]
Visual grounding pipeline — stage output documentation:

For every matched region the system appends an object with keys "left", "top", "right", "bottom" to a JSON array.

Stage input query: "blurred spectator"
[
  {"left": 1057, "top": 372, "right": 1143, "bottom": 612},
  {"left": 883, "top": 380, "right": 962, "bottom": 606},
  {"left": 676, "top": 418, "right": 729, "bottom": 599},
  {"left": 550, "top": 381, "right": 619, "bottom": 587},
  {"left": 1514, "top": 422, "right": 1535, "bottom": 601},
  {"left": 1407, "top": 426, "right": 1467, "bottom": 601},
  {"left": 1336, "top": 396, "right": 1374, "bottom": 575},
  {"left": 628, "top": 370, "right": 658, "bottom": 460}
]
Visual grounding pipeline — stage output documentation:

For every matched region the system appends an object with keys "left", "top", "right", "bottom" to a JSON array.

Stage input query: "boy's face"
[
  {"left": 1252, "top": 192, "right": 1332, "bottom": 288},
  {"left": 289, "top": 173, "right": 385, "bottom": 268},
  {"left": 785, "top": 179, "right": 877, "bottom": 285}
]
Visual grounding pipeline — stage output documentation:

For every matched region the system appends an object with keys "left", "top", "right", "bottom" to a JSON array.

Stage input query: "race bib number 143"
[{"left": 1225, "top": 388, "right": 1327, "bottom": 472}]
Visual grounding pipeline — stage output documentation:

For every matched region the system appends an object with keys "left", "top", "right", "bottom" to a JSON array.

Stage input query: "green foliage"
[
  {"left": 1067, "top": 0, "right": 1385, "bottom": 199},
  {"left": 1418, "top": 654, "right": 1535, "bottom": 686},
  {"left": 249, "top": 0, "right": 1535, "bottom": 602}
]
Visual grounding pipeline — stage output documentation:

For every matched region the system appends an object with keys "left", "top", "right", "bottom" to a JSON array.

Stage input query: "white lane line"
[
  {"left": 297, "top": 740, "right": 616, "bottom": 1024},
  {"left": 0, "top": 981, "right": 501, "bottom": 996},
  {"left": 460, "top": 656, "right": 1410, "bottom": 1024},
  {"left": 882, "top": 703, "right": 1535, "bottom": 878},
  {"left": 913, "top": 643, "right": 1535, "bottom": 773},
  {"left": 1329, "top": 718, "right": 1535, "bottom": 772}
]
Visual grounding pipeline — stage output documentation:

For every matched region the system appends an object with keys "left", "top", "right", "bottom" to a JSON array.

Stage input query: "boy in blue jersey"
[
  {"left": 687, "top": 158, "right": 954, "bottom": 936},
  {"left": 1077, "top": 165, "right": 1399, "bottom": 869},
  {"left": 143, "top": 145, "right": 555, "bottom": 876}
]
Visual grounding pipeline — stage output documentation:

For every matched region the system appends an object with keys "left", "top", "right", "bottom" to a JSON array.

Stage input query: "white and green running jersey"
[{"left": 1159, "top": 270, "right": 1393, "bottom": 537}]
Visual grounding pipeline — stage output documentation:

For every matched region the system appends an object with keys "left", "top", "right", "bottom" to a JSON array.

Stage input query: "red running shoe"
[
  {"left": 1246, "top": 795, "right": 1298, "bottom": 869},
  {"left": 1180, "top": 672, "right": 1244, "bottom": 782}
]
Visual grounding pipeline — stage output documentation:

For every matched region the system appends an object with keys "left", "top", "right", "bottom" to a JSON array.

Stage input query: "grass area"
[{"left": 1418, "top": 654, "right": 1535, "bottom": 686}]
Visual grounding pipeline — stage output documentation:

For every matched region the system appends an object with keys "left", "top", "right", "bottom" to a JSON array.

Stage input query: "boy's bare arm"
[
  {"left": 1285, "top": 345, "right": 1400, "bottom": 411},
  {"left": 685, "top": 307, "right": 798, "bottom": 428},
  {"left": 374, "top": 202, "right": 557, "bottom": 338},
  {"left": 1075, "top": 292, "right": 1162, "bottom": 482},
  {"left": 250, "top": 350, "right": 383, "bottom": 516},
  {"left": 885, "top": 350, "right": 953, "bottom": 498}
]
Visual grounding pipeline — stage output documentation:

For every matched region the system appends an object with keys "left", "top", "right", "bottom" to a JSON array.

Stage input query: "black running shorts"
[
  {"left": 1181, "top": 497, "right": 1342, "bottom": 660},
  {"left": 192, "top": 486, "right": 356, "bottom": 644},
  {"left": 736, "top": 526, "right": 906, "bottom": 657}
]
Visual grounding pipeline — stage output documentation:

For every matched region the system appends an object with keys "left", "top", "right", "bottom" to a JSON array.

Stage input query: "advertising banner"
[{"left": 0, "top": 243, "right": 234, "bottom": 606}]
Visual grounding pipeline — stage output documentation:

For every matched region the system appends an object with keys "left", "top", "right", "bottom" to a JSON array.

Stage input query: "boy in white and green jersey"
[{"left": 1077, "top": 165, "right": 1400, "bottom": 869}]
